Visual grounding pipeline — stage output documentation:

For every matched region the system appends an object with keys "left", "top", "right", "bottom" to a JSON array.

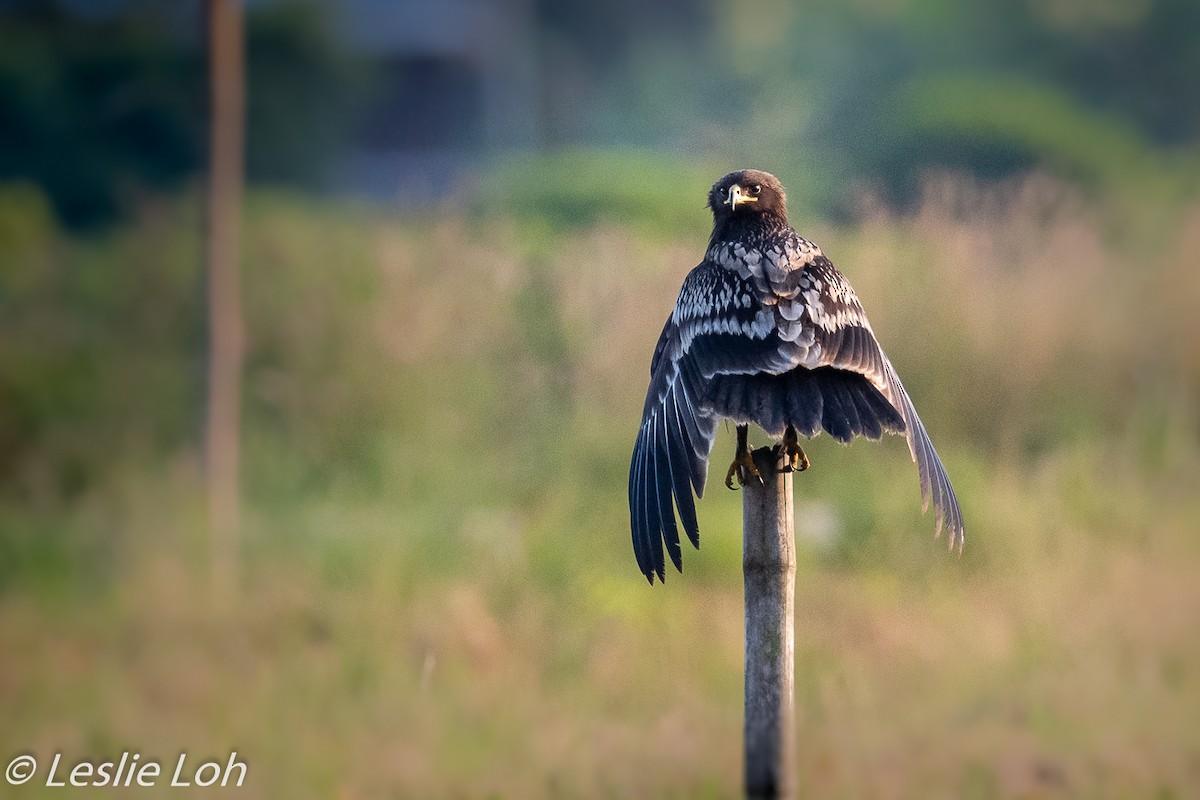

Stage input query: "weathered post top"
[{"left": 742, "top": 446, "right": 796, "bottom": 799}]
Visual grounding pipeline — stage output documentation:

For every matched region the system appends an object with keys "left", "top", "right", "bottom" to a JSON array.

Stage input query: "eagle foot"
[
  {"left": 775, "top": 425, "right": 810, "bottom": 473},
  {"left": 725, "top": 451, "right": 762, "bottom": 489}
]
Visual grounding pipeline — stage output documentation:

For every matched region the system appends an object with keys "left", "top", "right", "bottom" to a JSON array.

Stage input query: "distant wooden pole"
[
  {"left": 204, "top": 0, "right": 245, "bottom": 602},
  {"left": 742, "top": 446, "right": 796, "bottom": 799}
]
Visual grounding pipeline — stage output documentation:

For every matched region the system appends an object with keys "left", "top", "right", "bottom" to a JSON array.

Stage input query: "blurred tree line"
[
  {"left": 547, "top": 0, "right": 1200, "bottom": 215},
  {"left": 0, "top": 0, "right": 367, "bottom": 228},
  {"left": 2, "top": 0, "right": 1199, "bottom": 229}
]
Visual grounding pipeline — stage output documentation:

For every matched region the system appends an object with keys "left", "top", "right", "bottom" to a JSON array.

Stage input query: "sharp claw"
[
  {"left": 725, "top": 452, "right": 760, "bottom": 489},
  {"left": 775, "top": 436, "right": 810, "bottom": 474},
  {"left": 725, "top": 467, "right": 739, "bottom": 490}
]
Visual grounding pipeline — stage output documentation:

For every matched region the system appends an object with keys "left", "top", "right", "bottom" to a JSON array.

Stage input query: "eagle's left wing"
[{"left": 742, "top": 240, "right": 965, "bottom": 548}]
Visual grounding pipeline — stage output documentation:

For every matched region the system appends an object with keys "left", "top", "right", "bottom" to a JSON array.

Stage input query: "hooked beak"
[{"left": 726, "top": 184, "right": 758, "bottom": 210}]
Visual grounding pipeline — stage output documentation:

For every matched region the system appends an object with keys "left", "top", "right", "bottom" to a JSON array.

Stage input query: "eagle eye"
[{"left": 749, "top": 184, "right": 762, "bottom": 196}]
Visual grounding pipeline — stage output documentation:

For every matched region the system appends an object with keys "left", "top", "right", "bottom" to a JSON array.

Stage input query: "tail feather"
[
  {"left": 820, "top": 376, "right": 854, "bottom": 442},
  {"left": 701, "top": 367, "right": 902, "bottom": 443},
  {"left": 786, "top": 371, "right": 823, "bottom": 436}
]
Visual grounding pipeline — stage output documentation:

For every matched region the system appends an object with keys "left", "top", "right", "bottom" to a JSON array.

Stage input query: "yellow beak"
[{"left": 727, "top": 184, "right": 758, "bottom": 209}]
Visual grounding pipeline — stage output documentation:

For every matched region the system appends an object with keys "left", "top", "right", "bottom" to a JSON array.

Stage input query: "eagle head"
[{"left": 708, "top": 169, "right": 788, "bottom": 223}]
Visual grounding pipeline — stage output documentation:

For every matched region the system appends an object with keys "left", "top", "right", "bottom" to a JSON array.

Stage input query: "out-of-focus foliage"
[
  {"left": 0, "top": 2, "right": 203, "bottom": 227},
  {"left": 542, "top": 0, "right": 1200, "bottom": 216},
  {"left": 241, "top": 3, "right": 372, "bottom": 189},
  {"left": 478, "top": 149, "right": 723, "bottom": 240},
  {"left": 0, "top": 0, "right": 368, "bottom": 228},
  {"left": 802, "top": 0, "right": 1200, "bottom": 212},
  {"left": 0, "top": 184, "right": 203, "bottom": 498},
  {"left": 6, "top": 0, "right": 1200, "bottom": 228}
]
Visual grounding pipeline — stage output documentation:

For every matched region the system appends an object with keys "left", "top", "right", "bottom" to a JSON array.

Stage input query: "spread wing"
[
  {"left": 712, "top": 236, "right": 964, "bottom": 548},
  {"left": 629, "top": 242, "right": 965, "bottom": 583},
  {"left": 629, "top": 263, "right": 781, "bottom": 583}
]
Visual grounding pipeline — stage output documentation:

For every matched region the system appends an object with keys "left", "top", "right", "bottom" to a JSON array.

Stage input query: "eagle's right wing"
[{"left": 630, "top": 261, "right": 786, "bottom": 583}]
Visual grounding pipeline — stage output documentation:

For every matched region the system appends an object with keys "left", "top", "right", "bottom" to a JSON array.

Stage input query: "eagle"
[{"left": 629, "top": 169, "right": 964, "bottom": 583}]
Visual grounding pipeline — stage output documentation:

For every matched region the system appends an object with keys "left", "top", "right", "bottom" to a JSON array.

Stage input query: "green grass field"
[{"left": 2, "top": 176, "right": 1199, "bottom": 797}]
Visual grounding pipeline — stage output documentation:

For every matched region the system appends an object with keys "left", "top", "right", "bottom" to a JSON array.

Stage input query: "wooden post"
[
  {"left": 742, "top": 446, "right": 796, "bottom": 799},
  {"left": 204, "top": 0, "right": 245, "bottom": 602}
]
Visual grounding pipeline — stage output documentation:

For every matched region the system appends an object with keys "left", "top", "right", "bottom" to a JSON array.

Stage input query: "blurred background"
[{"left": 2, "top": 0, "right": 1199, "bottom": 797}]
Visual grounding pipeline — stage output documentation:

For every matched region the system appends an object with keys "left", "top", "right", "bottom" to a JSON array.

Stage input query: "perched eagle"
[{"left": 629, "top": 169, "right": 964, "bottom": 583}]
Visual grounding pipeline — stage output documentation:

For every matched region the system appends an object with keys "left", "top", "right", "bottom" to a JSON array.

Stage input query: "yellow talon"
[
  {"left": 776, "top": 425, "right": 810, "bottom": 473},
  {"left": 725, "top": 450, "right": 762, "bottom": 489}
]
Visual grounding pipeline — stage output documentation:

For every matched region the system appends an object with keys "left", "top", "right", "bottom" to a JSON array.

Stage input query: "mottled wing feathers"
[
  {"left": 630, "top": 321, "right": 717, "bottom": 583},
  {"left": 631, "top": 264, "right": 779, "bottom": 582},
  {"left": 631, "top": 239, "right": 964, "bottom": 583},
  {"left": 710, "top": 239, "right": 965, "bottom": 548},
  {"left": 787, "top": 253, "right": 965, "bottom": 548}
]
